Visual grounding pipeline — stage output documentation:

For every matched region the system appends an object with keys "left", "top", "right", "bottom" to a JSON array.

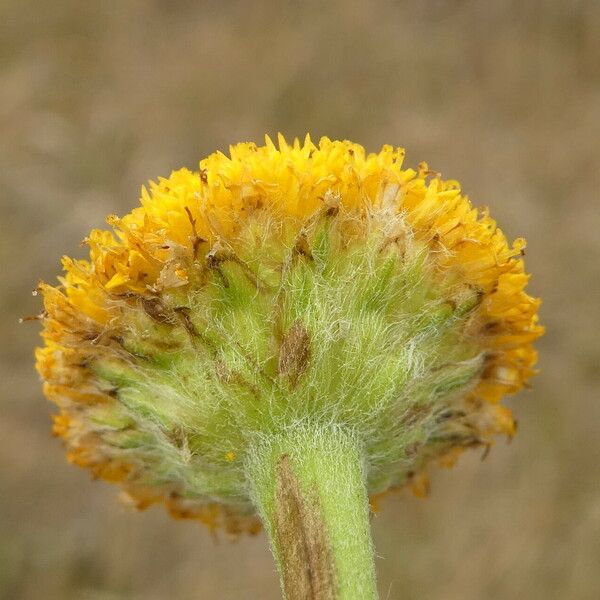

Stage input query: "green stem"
[{"left": 246, "top": 424, "right": 378, "bottom": 600}]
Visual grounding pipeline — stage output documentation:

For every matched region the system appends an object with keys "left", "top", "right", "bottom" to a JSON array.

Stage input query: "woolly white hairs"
[{"left": 88, "top": 206, "right": 487, "bottom": 514}]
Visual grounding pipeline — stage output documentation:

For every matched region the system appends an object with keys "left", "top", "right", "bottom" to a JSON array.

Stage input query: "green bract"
[{"left": 91, "top": 205, "right": 484, "bottom": 513}]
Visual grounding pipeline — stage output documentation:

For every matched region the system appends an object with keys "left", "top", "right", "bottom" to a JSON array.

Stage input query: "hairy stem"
[{"left": 246, "top": 424, "right": 378, "bottom": 600}]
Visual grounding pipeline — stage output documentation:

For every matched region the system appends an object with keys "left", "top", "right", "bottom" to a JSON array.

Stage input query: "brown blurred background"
[{"left": 1, "top": 1, "right": 599, "bottom": 599}]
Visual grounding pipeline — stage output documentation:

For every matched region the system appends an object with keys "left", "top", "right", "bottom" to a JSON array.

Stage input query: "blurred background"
[{"left": 1, "top": 1, "right": 599, "bottom": 598}]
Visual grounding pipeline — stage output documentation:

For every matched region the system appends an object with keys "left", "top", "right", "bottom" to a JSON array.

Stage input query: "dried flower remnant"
[{"left": 35, "top": 135, "right": 543, "bottom": 599}]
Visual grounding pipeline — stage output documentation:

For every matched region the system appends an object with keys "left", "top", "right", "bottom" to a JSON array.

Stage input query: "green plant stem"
[{"left": 246, "top": 424, "right": 378, "bottom": 600}]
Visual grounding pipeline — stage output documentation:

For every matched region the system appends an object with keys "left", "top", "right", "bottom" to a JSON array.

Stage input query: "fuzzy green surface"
[
  {"left": 246, "top": 424, "right": 377, "bottom": 600},
  {"left": 91, "top": 207, "right": 484, "bottom": 512}
]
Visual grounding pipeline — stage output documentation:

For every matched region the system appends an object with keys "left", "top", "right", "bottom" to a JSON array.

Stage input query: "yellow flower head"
[{"left": 36, "top": 135, "right": 543, "bottom": 535}]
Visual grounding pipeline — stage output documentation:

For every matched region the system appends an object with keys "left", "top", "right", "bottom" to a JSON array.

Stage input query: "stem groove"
[{"left": 246, "top": 425, "right": 378, "bottom": 600}]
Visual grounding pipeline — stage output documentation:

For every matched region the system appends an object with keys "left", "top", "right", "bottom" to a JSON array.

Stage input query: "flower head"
[{"left": 36, "top": 135, "right": 543, "bottom": 534}]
